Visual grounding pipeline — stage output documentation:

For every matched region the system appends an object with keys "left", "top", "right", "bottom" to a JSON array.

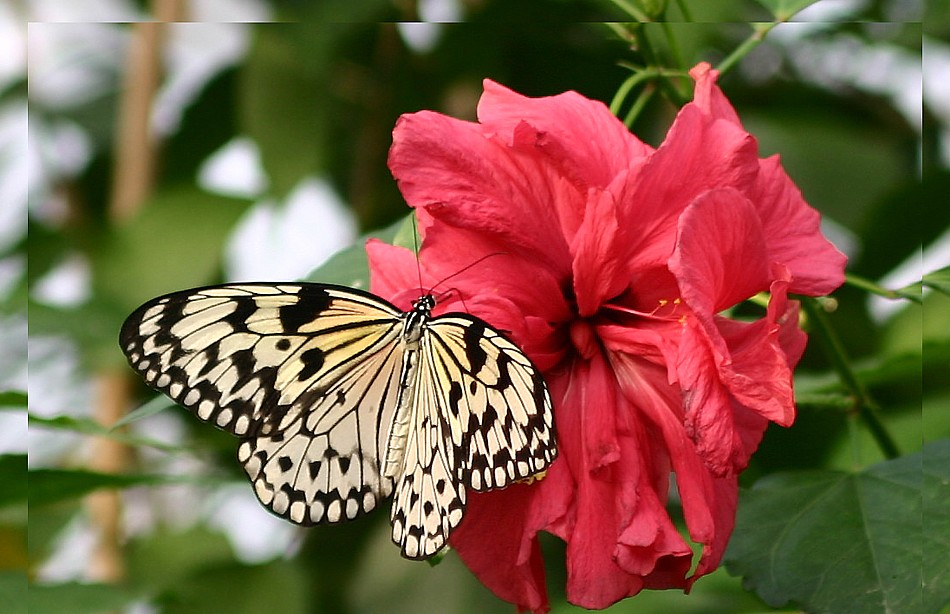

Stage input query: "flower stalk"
[{"left": 800, "top": 297, "right": 900, "bottom": 460}]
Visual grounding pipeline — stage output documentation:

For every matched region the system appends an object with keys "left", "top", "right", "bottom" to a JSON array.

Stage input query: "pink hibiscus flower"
[{"left": 368, "top": 63, "right": 847, "bottom": 612}]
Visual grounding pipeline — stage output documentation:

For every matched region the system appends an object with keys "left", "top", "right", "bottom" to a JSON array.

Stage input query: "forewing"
[
  {"left": 426, "top": 315, "right": 557, "bottom": 492},
  {"left": 119, "top": 283, "right": 405, "bottom": 524}
]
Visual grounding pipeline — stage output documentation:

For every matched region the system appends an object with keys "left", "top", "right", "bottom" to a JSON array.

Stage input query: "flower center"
[{"left": 569, "top": 319, "right": 599, "bottom": 360}]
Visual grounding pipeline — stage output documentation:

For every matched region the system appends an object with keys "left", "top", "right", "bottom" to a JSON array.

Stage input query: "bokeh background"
[{"left": 6, "top": 0, "right": 946, "bottom": 612}]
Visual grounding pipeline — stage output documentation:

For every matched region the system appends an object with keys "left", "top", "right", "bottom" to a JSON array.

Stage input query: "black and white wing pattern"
[{"left": 119, "top": 283, "right": 557, "bottom": 559}]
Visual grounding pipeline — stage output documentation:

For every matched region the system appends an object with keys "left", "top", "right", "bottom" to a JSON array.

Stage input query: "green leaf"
[
  {"left": 725, "top": 441, "right": 948, "bottom": 614},
  {"left": 162, "top": 560, "right": 308, "bottom": 614},
  {"left": 126, "top": 527, "right": 308, "bottom": 614},
  {"left": 754, "top": 0, "right": 823, "bottom": 20},
  {"left": 0, "top": 455, "right": 27, "bottom": 508},
  {"left": 241, "top": 28, "right": 328, "bottom": 199},
  {"left": 28, "top": 412, "right": 183, "bottom": 453},
  {"left": 28, "top": 469, "right": 184, "bottom": 507},
  {"left": 91, "top": 184, "right": 254, "bottom": 313},
  {"left": 923, "top": 265, "right": 950, "bottom": 296},
  {"left": 127, "top": 526, "right": 236, "bottom": 594},
  {"left": 0, "top": 391, "right": 26, "bottom": 408},
  {"left": 304, "top": 215, "right": 410, "bottom": 288},
  {"left": 28, "top": 582, "right": 139, "bottom": 614},
  {"left": 0, "top": 572, "right": 27, "bottom": 614},
  {"left": 922, "top": 442, "right": 950, "bottom": 613},
  {"left": 108, "top": 394, "right": 178, "bottom": 430}
]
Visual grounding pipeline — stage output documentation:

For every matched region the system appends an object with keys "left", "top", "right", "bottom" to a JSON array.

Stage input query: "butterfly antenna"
[
  {"left": 412, "top": 215, "right": 425, "bottom": 297},
  {"left": 428, "top": 251, "right": 507, "bottom": 296}
]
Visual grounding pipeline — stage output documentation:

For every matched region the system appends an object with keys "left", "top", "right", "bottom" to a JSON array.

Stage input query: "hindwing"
[{"left": 387, "top": 313, "right": 556, "bottom": 558}]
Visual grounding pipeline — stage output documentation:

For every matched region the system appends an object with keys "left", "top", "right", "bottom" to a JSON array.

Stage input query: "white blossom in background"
[{"left": 223, "top": 176, "right": 358, "bottom": 282}]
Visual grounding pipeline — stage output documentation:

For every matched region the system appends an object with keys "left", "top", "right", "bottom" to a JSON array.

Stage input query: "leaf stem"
[
  {"left": 800, "top": 297, "right": 900, "bottom": 460},
  {"left": 623, "top": 83, "right": 656, "bottom": 127},
  {"left": 716, "top": 22, "right": 776, "bottom": 76},
  {"left": 607, "top": 0, "right": 652, "bottom": 21},
  {"left": 673, "top": 0, "right": 693, "bottom": 21},
  {"left": 846, "top": 272, "right": 923, "bottom": 303}
]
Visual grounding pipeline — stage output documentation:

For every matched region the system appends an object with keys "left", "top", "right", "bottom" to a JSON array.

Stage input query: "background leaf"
[
  {"left": 29, "top": 469, "right": 187, "bottom": 507},
  {"left": 28, "top": 583, "right": 140, "bottom": 614},
  {"left": 725, "top": 440, "right": 946, "bottom": 614},
  {"left": 0, "top": 455, "right": 27, "bottom": 508}
]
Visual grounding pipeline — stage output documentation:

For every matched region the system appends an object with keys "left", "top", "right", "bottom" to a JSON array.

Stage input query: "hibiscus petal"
[
  {"left": 618, "top": 106, "right": 760, "bottom": 273},
  {"left": 570, "top": 179, "right": 633, "bottom": 317},
  {"left": 688, "top": 62, "right": 742, "bottom": 125},
  {"left": 689, "top": 63, "right": 847, "bottom": 296},
  {"left": 556, "top": 356, "right": 647, "bottom": 608},
  {"left": 389, "top": 110, "right": 577, "bottom": 273},
  {"left": 365, "top": 239, "right": 425, "bottom": 310},
  {"left": 670, "top": 189, "right": 771, "bottom": 315},
  {"left": 478, "top": 79, "right": 653, "bottom": 196},
  {"left": 608, "top": 347, "right": 737, "bottom": 588},
  {"left": 451, "top": 478, "right": 566, "bottom": 614},
  {"left": 750, "top": 156, "right": 848, "bottom": 295}
]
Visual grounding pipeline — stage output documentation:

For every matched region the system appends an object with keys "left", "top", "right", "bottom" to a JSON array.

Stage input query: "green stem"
[
  {"left": 623, "top": 83, "right": 655, "bottom": 127},
  {"left": 673, "top": 0, "right": 693, "bottom": 21},
  {"left": 660, "top": 21, "right": 686, "bottom": 72},
  {"left": 607, "top": 0, "right": 652, "bottom": 21},
  {"left": 846, "top": 272, "right": 923, "bottom": 303},
  {"left": 800, "top": 297, "right": 900, "bottom": 460},
  {"left": 716, "top": 22, "right": 777, "bottom": 76},
  {"left": 611, "top": 65, "right": 688, "bottom": 121},
  {"left": 610, "top": 69, "right": 654, "bottom": 115},
  {"left": 604, "top": 22, "right": 637, "bottom": 44}
]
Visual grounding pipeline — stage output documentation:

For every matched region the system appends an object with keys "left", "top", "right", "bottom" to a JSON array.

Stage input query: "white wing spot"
[
  {"left": 327, "top": 499, "right": 341, "bottom": 523},
  {"left": 310, "top": 500, "right": 325, "bottom": 523},
  {"left": 183, "top": 388, "right": 200, "bottom": 405},
  {"left": 233, "top": 414, "right": 250, "bottom": 435},
  {"left": 272, "top": 490, "right": 289, "bottom": 514},
  {"left": 255, "top": 479, "right": 274, "bottom": 504},
  {"left": 197, "top": 400, "right": 214, "bottom": 420},
  {"left": 290, "top": 501, "right": 306, "bottom": 523}
]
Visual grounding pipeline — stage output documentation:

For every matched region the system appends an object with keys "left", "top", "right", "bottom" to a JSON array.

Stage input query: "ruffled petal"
[
  {"left": 749, "top": 156, "right": 848, "bottom": 295},
  {"left": 617, "top": 106, "right": 760, "bottom": 273},
  {"left": 689, "top": 62, "right": 847, "bottom": 296},
  {"left": 607, "top": 344, "right": 736, "bottom": 588},
  {"left": 555, "top": 356, "right": 644, "bottom": 608},
  {"left": 670, "top": 189, "right": 771, "bottom": 315},
  {"left": 478, "top": 79, "right": 653, "bottom": 198},
  {"left": 389, "top": 110, "right": 577, "bottom": 273},
  {"left": 570, "top": 177, "right": 633, "bottom": 317}
]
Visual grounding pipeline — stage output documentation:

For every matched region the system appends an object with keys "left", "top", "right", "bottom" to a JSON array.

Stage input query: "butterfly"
[{"left": 119, "top": 282, "right": 557, "bottom": 559}]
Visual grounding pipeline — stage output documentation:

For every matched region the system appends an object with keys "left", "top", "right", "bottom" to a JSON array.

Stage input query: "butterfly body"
[{"left": 120, "top": 283, "right": 556, "bottom": 559}]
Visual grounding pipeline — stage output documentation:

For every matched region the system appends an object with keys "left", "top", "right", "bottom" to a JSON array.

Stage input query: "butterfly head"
[{"left": 411, "top": 293, "right": 437, "bottom": 315}]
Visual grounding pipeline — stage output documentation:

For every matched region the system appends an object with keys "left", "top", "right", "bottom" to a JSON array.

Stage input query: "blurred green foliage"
[{"left": 11, "top": 1, "right": 947, "bottom": 613}]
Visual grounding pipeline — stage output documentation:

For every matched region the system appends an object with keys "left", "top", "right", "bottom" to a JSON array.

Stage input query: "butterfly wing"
[
  {"left": 388, "top": 313, "right": 557, "bottom": 559},
  {"left": 119, "top": 283, "right": 406, "bottom": 525},
  {"left": 426, "top": 315, "right": 557, "bottom": 489},
  {"left": 389, "top": 339, "right": 465, "bottom": 559}
]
